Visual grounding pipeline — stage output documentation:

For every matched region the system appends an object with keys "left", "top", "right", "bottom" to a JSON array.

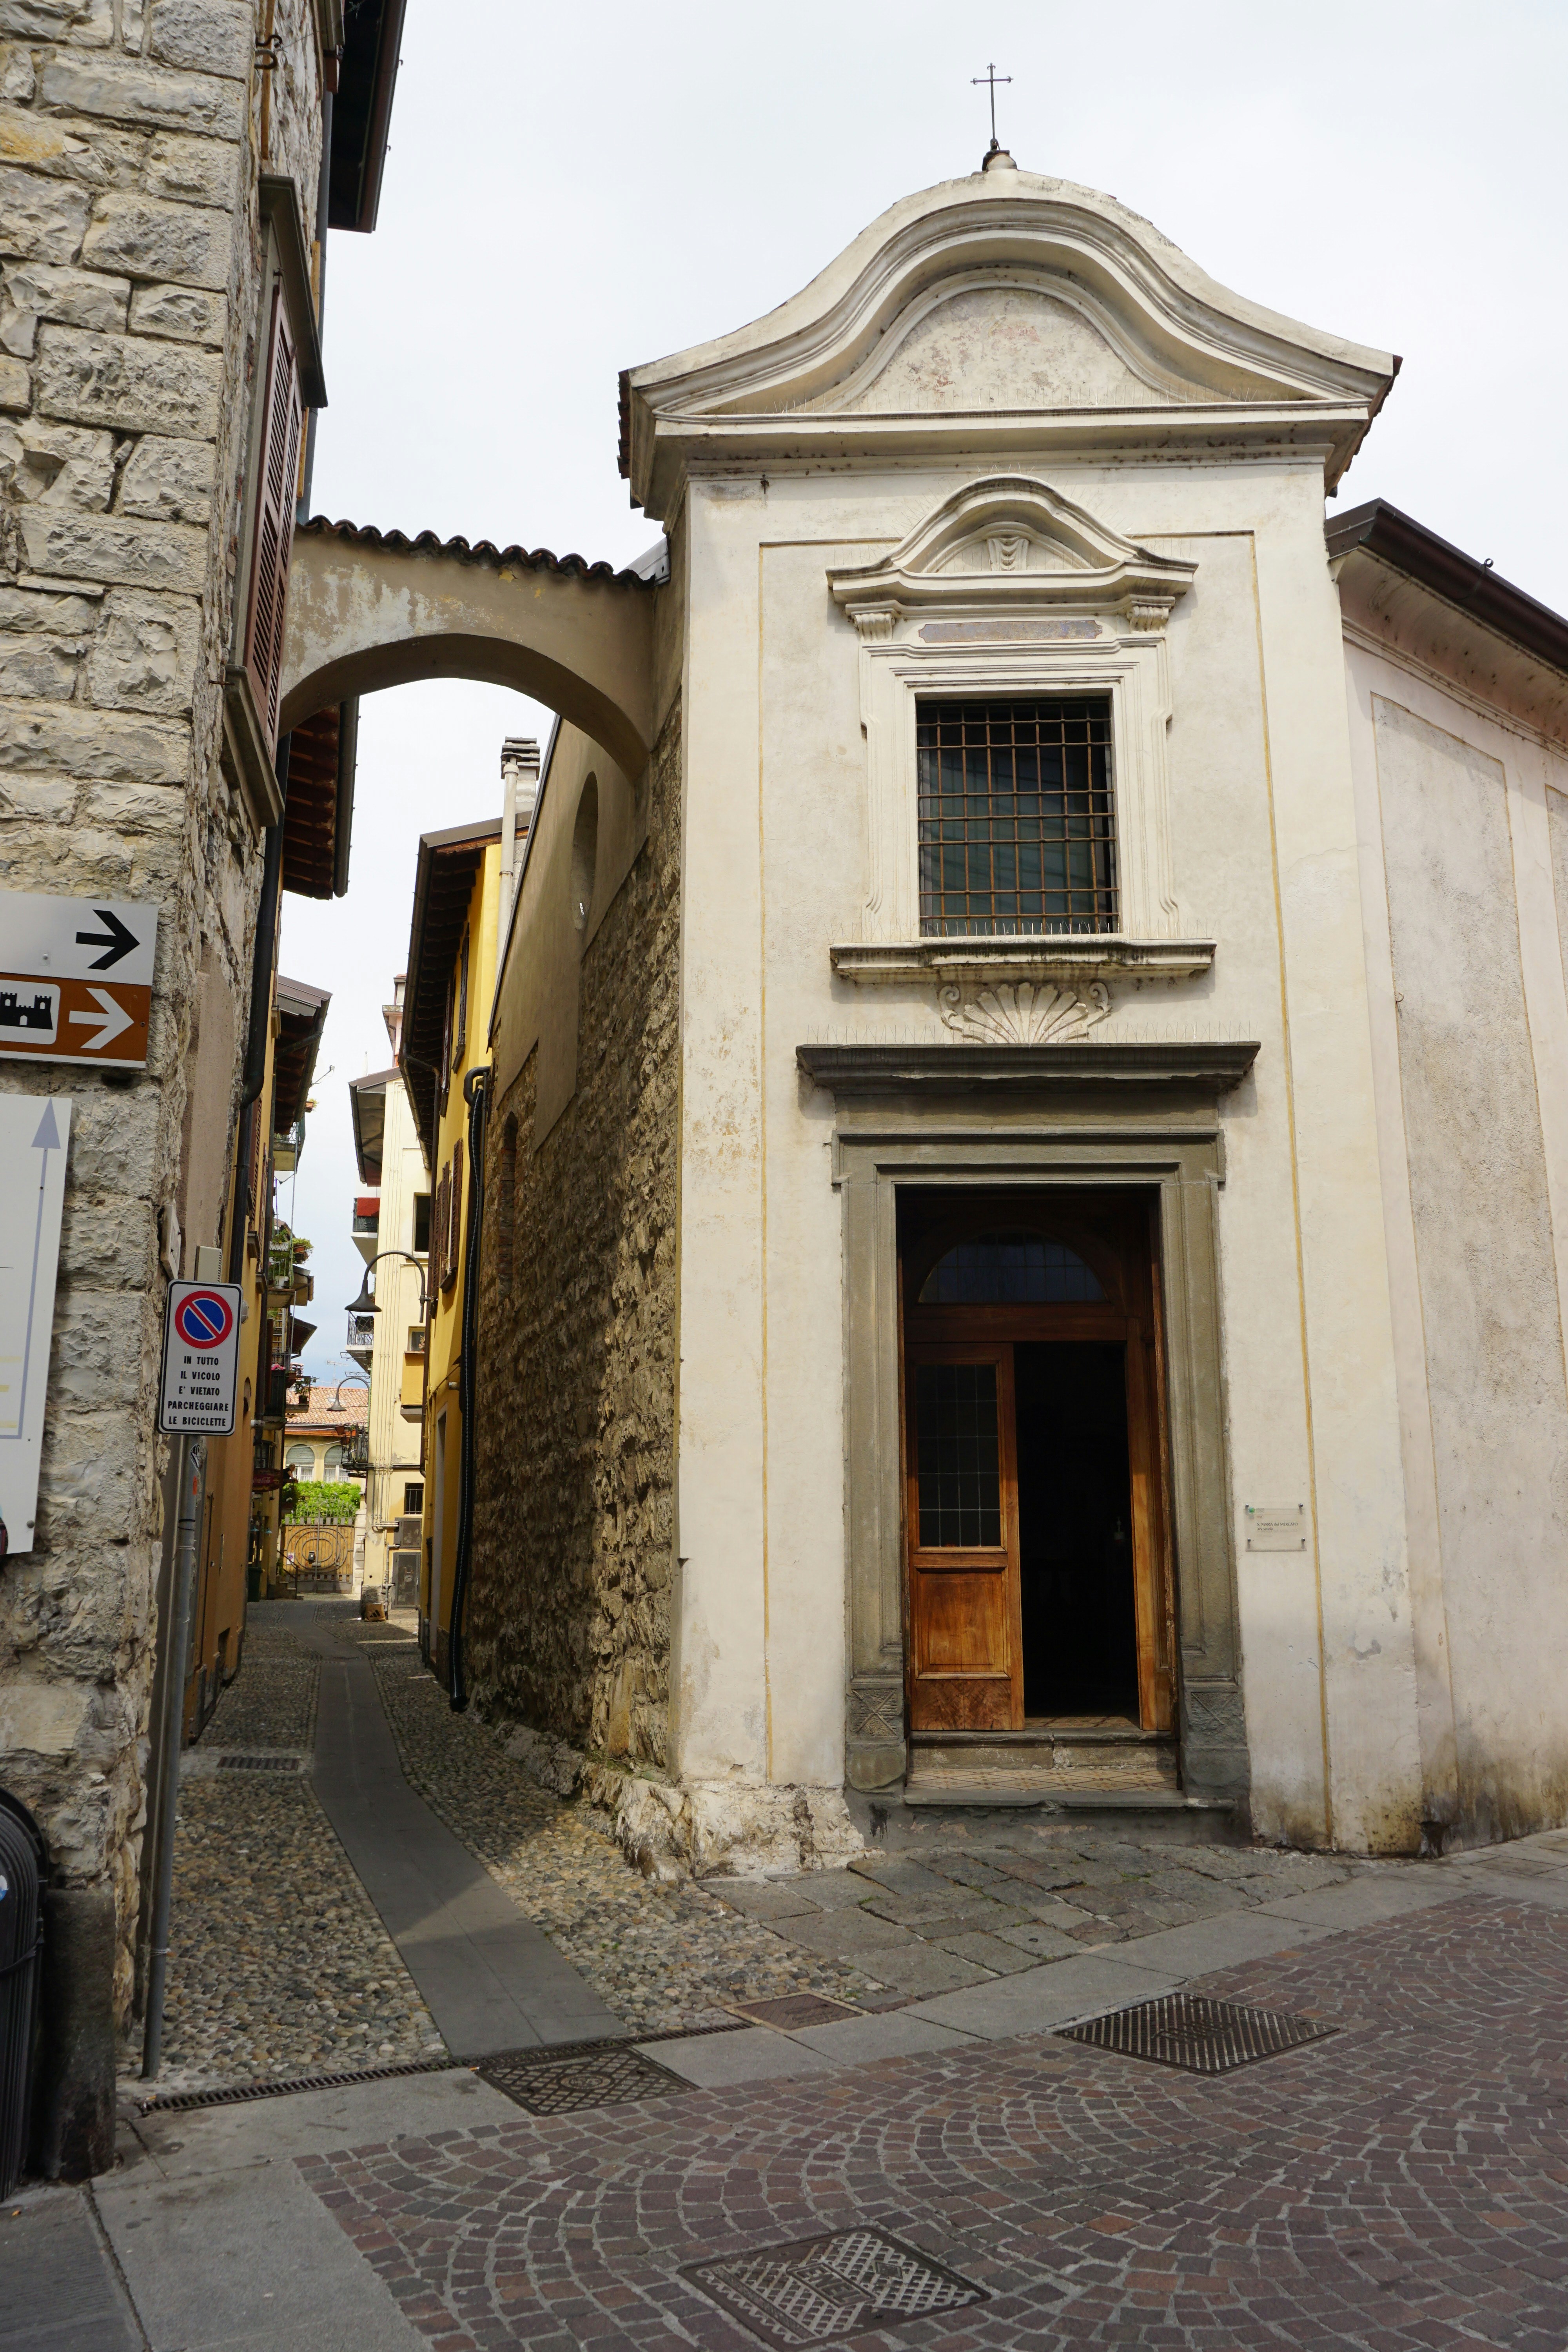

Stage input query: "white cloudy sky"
[{"left": 281, "top": 0, "right": 1567, "bottom": 1376}]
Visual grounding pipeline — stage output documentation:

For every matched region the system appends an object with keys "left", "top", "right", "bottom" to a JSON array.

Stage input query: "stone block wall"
[
  {"left": 0, "top": 0, "right": 323, "bottom": 2047},
  {"left": 468, "top": 702, "right": 681, "bottom": 1768}
]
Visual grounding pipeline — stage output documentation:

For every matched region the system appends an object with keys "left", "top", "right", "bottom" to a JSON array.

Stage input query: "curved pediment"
[
  {"left": 827, "top": 477, "right": 1197, "bottom": 626},
  {"left": 800, "top": 274, "right": 1205, "bottom": 416},
  {"left": 621, "top": 167, "right": 1397, "bottom": 514}
]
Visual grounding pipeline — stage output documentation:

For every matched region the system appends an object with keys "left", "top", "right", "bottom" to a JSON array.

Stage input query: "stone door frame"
[{"left": 813, "top": 1058, "right": 1253, "bottom": 1807}]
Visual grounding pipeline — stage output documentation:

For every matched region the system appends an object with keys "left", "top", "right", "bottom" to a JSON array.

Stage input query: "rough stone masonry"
[{"left": 0, "top": 0, "right": 328, "bottom": 2169}]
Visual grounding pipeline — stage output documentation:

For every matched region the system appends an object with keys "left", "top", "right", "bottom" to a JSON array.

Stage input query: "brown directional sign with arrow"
[{"left": 0, "top": 889, "right": 158, "bottom": 1069}]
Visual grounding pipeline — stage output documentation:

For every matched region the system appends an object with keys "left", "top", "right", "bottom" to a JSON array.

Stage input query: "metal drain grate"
[
  {"left": 687, "top": 2226, "right": 985, "bottom": 2349},
  {"left": 216, "top": 1753, "right": 305, "bottom": 1772},
  {"left": 1058, "top": 1992, "right": 1338, "bottom": 2075},
  {"left": 731, "top": 1994, "right": 861, "bottom": 2031},
  {"left": 474, "top": 2038, "right": 690, "bottom": 2116},
  {"left": 137, "top": 2053, "right": 458, "bottom": 2113}
]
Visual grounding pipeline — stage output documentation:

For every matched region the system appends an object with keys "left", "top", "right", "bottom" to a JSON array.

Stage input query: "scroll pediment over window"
[
  {"left": 826, "top": 477, "right": 1210, "bottom": 976},
  {"left": 828, "top": 475, "right": 1196, "bottom": 631}
]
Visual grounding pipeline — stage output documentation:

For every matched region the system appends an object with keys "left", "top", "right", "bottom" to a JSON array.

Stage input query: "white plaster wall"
[
  {"left": 1347, "top": 636, "right": 1568, "bottom": 1843},
  {"left": 675, "top": 454, "right": 1421, "bottom": 1846},
  {"left": 671, "top": 486, "right": 769, "bottom": 1783}
]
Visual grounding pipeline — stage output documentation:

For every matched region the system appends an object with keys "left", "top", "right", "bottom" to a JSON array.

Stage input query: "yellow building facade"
[{"left": 397, "top": 818, "right": 505, "bottom": 1688}]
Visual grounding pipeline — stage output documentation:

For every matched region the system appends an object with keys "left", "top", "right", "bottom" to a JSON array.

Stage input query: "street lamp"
[{"left": 345, "top": 1250, "right": 429, "bottom": 1320}]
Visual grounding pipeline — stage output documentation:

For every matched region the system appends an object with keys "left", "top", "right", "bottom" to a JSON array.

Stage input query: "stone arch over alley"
[{"left": 279, "top": 519, "right": 659, "bottom": 776}]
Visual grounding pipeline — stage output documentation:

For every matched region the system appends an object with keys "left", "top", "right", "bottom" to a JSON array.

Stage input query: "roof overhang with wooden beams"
[
  {"left": 348, "top": 1065, "right": 399, "bottom": 1187},
  {"left": 1330, "top": 498, "right": 1568, "bottom": 738},
  {"left": 398, "top": 817, "right": 501, "bottom": 1167},
  {"left": 282, "top": 698, "right": 357, "bottom": 898},
  {"left": 327, "top": 0, "right": 405, "bottom": 234},
  {"left": 273, "top": 975, "right": 330, "bottom": 1138}
]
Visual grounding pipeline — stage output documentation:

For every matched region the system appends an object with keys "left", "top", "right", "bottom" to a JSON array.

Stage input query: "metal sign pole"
[{"left": 140, "top": 1432, "right": 205, "bottom": 2081}]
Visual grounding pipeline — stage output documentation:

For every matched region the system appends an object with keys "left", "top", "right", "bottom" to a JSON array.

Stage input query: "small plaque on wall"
[{"left": 1245, "top": 1504, "right": 1306, "bottom": 1552}]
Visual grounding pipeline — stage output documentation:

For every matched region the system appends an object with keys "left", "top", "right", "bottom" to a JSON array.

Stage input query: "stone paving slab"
[
  {"left": 95, "top": 2151, "right": 427, "bottom": 2351},
  {"left": 904, "top": 1948, "right": 1184, "bottom": 2038},
  {"left": 301, "top": 1890, "right": 1568, "bottom": 2349},
  {"left": 637, "top": 2025, "right": 843, "bottom": 2087},
  {"left": 0, "top": 2187, "right": 142, "bottom": 2351}
]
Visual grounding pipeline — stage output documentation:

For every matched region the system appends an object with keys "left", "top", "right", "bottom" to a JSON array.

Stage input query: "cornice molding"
[
  {"left": 796, "top": 1038, "right": 1260, "bottom": 1096},
  {"left": 831, "top": 939, "right": 1216, "bottom": 984}
]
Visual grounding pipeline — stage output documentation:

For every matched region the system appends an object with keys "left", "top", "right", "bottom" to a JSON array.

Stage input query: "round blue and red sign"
[{"left": 174, "top": 1289, "right": 234, "bottom": 1349}]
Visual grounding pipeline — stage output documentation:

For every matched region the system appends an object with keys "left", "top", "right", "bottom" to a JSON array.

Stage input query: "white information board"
[
  {"left": 0, "top": 1094, "right": 71, "bottom": 1559},
  {"left": 158, "top": 1280, "right": 241, "bottom": 1436},
  {"left": 1245, "top": 1503, "right": 1307, "bottom": 1552}
]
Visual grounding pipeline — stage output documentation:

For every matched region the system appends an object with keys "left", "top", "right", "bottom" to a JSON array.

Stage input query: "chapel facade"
[{"left": 469, "top": 157, "right": 1568, "bottom": 1868}]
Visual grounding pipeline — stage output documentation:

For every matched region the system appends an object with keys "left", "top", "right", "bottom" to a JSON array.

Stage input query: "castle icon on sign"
[{"left": 0, "top": 990, "right": 54, "bottom": 1033}]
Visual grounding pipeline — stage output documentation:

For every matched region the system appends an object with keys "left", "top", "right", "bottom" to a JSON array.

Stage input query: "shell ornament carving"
[{"left": 938, "top": 980, "right": 1111, "bottom": 1045}]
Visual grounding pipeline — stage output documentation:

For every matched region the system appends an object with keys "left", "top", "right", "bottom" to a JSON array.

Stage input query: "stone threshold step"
[
  {"left": 910, "top": 1727, "right": 1169, "bottom": 1748},
  {"left": 900, "top": 1785, "right": 1235, "bottom": 1812}
]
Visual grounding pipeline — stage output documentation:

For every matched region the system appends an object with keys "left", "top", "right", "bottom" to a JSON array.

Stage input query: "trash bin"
[{"left": 0, "top": 1789, "right": 45, "bottom": 2196}]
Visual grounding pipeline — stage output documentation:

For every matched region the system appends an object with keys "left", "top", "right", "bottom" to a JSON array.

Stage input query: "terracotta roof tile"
[
  {"left": 286, "top": 1384, "right": 369, "bottom": 1429},
  {"left": 299, "top": 515, "right": 653, "bottom": 589}
]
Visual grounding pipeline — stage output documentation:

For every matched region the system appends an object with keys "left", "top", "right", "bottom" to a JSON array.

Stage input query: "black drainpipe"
[{"left": 445, "top": 1066, "right": 489, "bottom": 1712}]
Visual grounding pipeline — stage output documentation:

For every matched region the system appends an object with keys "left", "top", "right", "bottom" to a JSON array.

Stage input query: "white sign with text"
[
  {"left": 158, "top": 1280, "right": 242, "bottom": 1436},
  {"left": 0, "top": 1095, "right": 70, "bottom": 1558}
]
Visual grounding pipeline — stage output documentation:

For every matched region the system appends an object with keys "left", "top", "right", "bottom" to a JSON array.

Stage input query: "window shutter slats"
[
  {"left": 446, "top": 1140, "right": 463, "bottom": 1290},
  {"left": 434, "top": 1164, "right": 451, "bottom": 1292},
  {"left": 243, "top": 283, "right": 303, "bottom": 754}
]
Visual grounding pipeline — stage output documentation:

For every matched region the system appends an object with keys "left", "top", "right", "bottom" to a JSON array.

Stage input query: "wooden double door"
[{"left": 901, "top": 1191, "right": 1175, "bottom": 1734}]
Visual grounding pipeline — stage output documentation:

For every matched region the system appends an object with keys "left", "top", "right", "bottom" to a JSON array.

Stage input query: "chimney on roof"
[{"left": 499, "top": 737, "right": 541, "bottom": 940}]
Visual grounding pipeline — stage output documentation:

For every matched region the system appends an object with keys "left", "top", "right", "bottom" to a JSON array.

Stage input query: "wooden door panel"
[
  {"left": 910, "top": 1674, "right": 1015, "bottom": 1733},
  {"left": 904, "top": 1343, "right": 1023, "bottom": 1731},
  {"left": 913, "top": 1570, "right": 1010, "bottom": 1674}
]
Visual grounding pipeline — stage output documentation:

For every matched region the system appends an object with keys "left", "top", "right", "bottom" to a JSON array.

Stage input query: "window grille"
[{"left": 917, "top": 698, "right": 1116, "bottom": 936}]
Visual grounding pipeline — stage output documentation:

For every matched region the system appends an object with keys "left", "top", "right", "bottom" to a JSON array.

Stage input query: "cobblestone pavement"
[
  {"left": 137, "top": 1602, "right": 1389, "bottom": 2089},
  {"left": 302, "top": 1889, "right": 1568, "bottom": 2350},
  {"left": 131, "top": 1610, "right": 444, "bottom": 2092},
  {"left": 335, "top": 1613, "right": 888, "bottom": 2034},
  {"left": 198, "top": 1611, "right": 319, "bottom": 1752}
]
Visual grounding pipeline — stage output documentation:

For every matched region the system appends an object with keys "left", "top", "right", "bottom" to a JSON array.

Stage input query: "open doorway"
[{"left": 899, "top": 1188, "right": 1175, "bottom": 1742}]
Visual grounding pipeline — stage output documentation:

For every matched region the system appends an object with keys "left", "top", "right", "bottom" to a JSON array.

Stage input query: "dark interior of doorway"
[{"left": 1015, "top": 1341, "right": 1139, "bottom": 1721}]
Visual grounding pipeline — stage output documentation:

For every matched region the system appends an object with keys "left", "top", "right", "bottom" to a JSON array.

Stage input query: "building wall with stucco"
[
  {"left": 1341, "top": 557, "right": 1568, "bottom": 1851},
  {"left": 465, "top": 163, "right": 1568, "bottom": 1877}
]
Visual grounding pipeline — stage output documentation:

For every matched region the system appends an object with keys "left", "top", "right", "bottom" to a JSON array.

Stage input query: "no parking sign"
[{"left": 158, "top": 1279, "right": 241, "bottom": 1435}]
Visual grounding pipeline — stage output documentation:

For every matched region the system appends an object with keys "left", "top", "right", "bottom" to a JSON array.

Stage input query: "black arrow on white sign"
[{"left": 74, "top": 908, "right": 140, "bottom": 970}]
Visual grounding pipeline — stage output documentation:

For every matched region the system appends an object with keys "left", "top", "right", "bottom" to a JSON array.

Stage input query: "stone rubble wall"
[
  {"left": 467, "top": 701, "right": 682, "bottom": 1773},
  {"left": 0, "top": 0, "right": 323, "bottom": 2026}
]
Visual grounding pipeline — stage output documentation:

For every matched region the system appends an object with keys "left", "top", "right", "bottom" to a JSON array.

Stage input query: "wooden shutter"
[
  {"left": 242, "top": 282, "right": 303, "bottom": 753},
  {"left": 434, "top": 1163, "right": 451, "bottom": 1290},
  {"left": 445, "top": 1139, "right": 463, "bottom": 1290}
]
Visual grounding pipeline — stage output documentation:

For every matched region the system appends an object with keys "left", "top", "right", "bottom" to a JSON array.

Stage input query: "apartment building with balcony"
[{"left": 348, "top": 976, "right": 430, "bottom": 1598}]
